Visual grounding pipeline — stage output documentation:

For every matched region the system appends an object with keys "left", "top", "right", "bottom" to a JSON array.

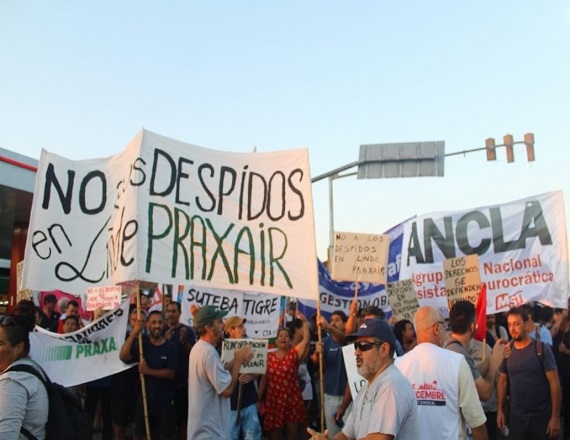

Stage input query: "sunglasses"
[
  {"left": 353, "top": 340, "right": 383, "bottom": 352},
  {"left": 0, "top": 315, "right": 17, "bottom": 326}
]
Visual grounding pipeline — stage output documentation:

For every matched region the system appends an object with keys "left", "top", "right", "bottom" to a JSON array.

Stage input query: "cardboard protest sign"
[
  {"left": 221, "top": 338, "right": 268, "bottom": 374},
  {"left": 331, "top": 231, "right": 390, "bottom": 284},
  {"left": 386, "top": 279, "right": 420, "bottom": 322},
  {"left": 86, "top": 285, "right": 122, "bottom": 311},
  {"left": 22, "top": 129, "right": 319, "bottom": 302},
  {"left": 444, "top": 254, "right": 481, "bottom": 309}
]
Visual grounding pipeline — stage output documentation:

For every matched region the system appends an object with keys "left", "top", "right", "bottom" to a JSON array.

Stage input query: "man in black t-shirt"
[{"left": 120, "top": 310, "right": 178, "bottom": 440}]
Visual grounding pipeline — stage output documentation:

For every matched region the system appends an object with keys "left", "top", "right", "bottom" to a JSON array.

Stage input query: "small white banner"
[
  {"left": 220, "top": 338, "right": 268, "bottom": 374},
  {"left": 86, "top": 285, "right": 122, "bottom": 311},
  {"left": 29, "top": 300, "right": 131, "bottom": 387},
  {"left": 443, "top": 254, "right": 481, "bottom": 310},
  {"left": 386, "top": 279, "right": 420, "bottom": 322}
]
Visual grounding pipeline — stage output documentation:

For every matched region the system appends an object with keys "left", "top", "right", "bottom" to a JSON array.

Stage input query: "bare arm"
[
  {"left": 475, "top": 340, "right": 504, "bottom": 401},
  {"left": 220, "top": 345, "right": 253, "bottom": 398},
  {"left": 295, "top": 313, "right": 311, "bottom": 361},
  {"left": 545, "top": 369, "right": 562, "bottom": 438},
  {"left": 138, "top": 359, "right": 175, "bottom": 380},
  {"left": 345, "top": 300, "right": 359, "bottom": 335},
  {"left": 471, "top": 424, "right": 489, "bottom": 440},
  {"left": 119, "top": 318, "right": 144, "bottom": 363},
  {"left": 496, "top": 372, "right": 508, "bottom": 430}
]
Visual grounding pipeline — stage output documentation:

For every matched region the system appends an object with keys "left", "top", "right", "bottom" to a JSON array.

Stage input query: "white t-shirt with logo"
[{"left": 395, "top": 343, "right": 486, "bottom": 440}]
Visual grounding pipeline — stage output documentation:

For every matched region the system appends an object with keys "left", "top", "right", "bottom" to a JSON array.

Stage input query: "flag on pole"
[{"left": 474, "top": 283, "right": 487, "bottom": 341}]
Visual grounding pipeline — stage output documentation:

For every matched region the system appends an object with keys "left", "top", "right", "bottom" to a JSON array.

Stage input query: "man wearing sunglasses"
[
  {"left": 308, "top": 318, "right": 419, "bottom": 439},
  {"left": 395, "top": 306, "right": 488, "bottom": 440}
]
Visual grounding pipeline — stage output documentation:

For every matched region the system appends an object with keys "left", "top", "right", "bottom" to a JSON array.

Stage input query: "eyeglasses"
[
  {"left": 433, "top": 321, "right": 445, "bottom": 330},
  {"left": 353, "top": 341, "right": 383, "bottom": 352},
  {"left": 0, "top": 315, "right": 17, "bottom": 326}
]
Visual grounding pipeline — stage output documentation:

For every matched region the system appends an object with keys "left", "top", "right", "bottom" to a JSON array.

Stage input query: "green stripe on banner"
[{"left": 40, "top": 345, "right": 73, "bottom": 362}]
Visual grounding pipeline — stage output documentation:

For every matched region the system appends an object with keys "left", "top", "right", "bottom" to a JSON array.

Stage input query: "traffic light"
[
  {"left": 504, "top": 134, "right": 514, "bottom": 163},
  {"left": 486, "top": 138, "right": 496, "bottom": 161},
  {"left": 524, "top": 132, "right": 535, "bottom": 162}
]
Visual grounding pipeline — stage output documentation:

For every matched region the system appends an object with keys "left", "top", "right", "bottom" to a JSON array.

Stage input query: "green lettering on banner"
[
  {"left": 74, "top": 337, "right": 118, "bottom": 359},
  {"left": 146, "top": 202, "right": 293, "bottom": 289}
]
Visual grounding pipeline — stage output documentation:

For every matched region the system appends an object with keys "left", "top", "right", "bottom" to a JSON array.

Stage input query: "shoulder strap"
[
  {"left": 3, "top": 364, "right": 48, "bottom": 388},
  {"left": 445, "top": 339, "right": 463, "bottom": 349}
]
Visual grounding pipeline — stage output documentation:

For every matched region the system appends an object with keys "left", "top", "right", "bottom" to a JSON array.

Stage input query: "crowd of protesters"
[{"left": 0, "top": 292, "right": 569, "bottom": 440}]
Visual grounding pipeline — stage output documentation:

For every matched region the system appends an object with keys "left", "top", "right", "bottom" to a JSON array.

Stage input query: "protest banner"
[
  {"left": 86, "top": 285, "right": 122, "bottom": 311},
  {"left": 22, "top": 129, "right": 319, "bottom": 302},
  {"left": 386, "top": 279, "right": 420, "bottom": 322},
  {"left": 443, "top": 254, "right": 481, "bottom": 309},
  {"left": 29, "top": 300, "right": 131, "bottom": 387},
  {"left": 331, "top": 231, "right": 390, "bottom": 284},
  {"left": 179, "top": 285, "right": 281, "bottom": 339},
  {"left": 220, "top": 338, "right": 268, "bottom": 374},
  {"left": 399, "top": 190, "right": 569, "bottom": 315}
]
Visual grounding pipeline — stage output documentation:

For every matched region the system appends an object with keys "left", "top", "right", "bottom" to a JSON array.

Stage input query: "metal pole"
[{"left": 328, "top": 175, "right": 335, "bottom": 263}]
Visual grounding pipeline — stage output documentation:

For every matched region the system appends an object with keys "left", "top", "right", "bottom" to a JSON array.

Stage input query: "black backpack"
[{"left": 3, "top": 363, "right": 91, "bottom": 440}]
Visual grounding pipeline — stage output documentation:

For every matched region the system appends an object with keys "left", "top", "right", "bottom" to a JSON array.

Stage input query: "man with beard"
[
  {"left": 307, "top": 319, "right": 419, "bottom": 439},
  {"left": 497, "top": 306, "right": 561, "bottom": 440},
  {"left": 188, "top": 306, "right": 253, "bottom": 440},
  {"left": 311, "top": 310, "right": 352, "bottom": 436},
  {"left": 120, "top": 310, "right": 178, "bottom": 440},
  {"left": 164, "top": 301, "right": 196, "bottom": 440}
]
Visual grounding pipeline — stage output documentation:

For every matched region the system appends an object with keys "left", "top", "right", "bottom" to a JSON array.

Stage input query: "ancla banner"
[
  {"left": 400, "top": 190, "right": 569, "bottom": 315},
  {"left": 30, "top": 300, "right": 131, "bottom": 387},
  {"left": 22, "top": 129, "right": 318, "bottom": 301}
]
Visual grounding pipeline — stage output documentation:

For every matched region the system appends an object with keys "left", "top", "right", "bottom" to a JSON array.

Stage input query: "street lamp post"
[{"left": 312, "top": 134, "right": 535, "bottom": 264}]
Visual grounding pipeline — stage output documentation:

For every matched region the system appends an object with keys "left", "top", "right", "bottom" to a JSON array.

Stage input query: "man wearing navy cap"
[
  {"left": 187, "top": 306, "right": 254, "bottom": 440},
  {"left": 308, "top": 318, "right": 419, "bottom": 440}
]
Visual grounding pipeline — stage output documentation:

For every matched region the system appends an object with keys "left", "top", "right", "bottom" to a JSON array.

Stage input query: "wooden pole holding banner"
[
  {"left": 235, "top": 383, "right": 243, "bottom": 424},
  {"left": 316, "top": 299, "right": 325, "bottom": 431},
  {"left": 136, "top": 283, "right": 152, "bottom": 440}
]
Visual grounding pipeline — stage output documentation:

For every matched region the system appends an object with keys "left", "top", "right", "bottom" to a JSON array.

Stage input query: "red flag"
[{"left": 474, "top": 283, "right": 487, "bottom": 341}]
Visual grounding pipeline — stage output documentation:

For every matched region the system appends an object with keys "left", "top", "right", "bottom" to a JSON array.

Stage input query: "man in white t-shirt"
[
  {"left": 395, "top": 306, "right": 488, "bottom": 440},
  {"left": 187, "top": 306, "right": 253, "bottom": 440}
]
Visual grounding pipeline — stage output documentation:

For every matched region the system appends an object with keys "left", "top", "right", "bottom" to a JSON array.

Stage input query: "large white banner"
[
  {"left": 30, "top": 300, "right": 131, "bottom": 387},
  {"left": 178, "top": 285, "right": 281, "bottom": 339},
  {"left": 400, "top": 191, "right": 569, "bottom": 315},
  {"left": 22, "top": 129, "right": 318, "bottom": 301}
]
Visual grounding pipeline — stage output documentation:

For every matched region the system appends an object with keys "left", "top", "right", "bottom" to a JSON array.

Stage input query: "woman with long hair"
[{"left": 259, "top": 312, "right": 310, "bottom": 440}]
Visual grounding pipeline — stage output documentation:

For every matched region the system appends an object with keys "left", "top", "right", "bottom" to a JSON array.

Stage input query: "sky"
[{"left": 1, "top": 1, "right": 569, "bottom": 264}]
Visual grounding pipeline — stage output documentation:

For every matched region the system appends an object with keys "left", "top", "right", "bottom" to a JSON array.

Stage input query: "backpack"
[{"left": 2, "top": 363, "right": 91, "bottom": 440}]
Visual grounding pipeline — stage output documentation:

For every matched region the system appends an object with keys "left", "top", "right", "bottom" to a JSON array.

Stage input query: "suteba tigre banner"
[
  {"left": 399, "top": 190, "right": 569, "bottom": 315},
  {"left": 22, "top": 129, "right": 319, "bottom": 301}
]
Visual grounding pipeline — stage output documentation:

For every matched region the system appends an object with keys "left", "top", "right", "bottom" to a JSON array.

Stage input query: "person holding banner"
[
  {"left": 225, "top": 315, "right": 262, "bottom": 440},
  {"left": 188, "top": 305, "right": 254, "bottom": 440},
  {"left": 259, "top": 312, "right": 310, "bottom": 440},
  {"left": 119, "top": 310, "right": 178, "bottom": 440},
  {"left": 164, "top": 301, "right": 196, "bottom": 440},
  {"left": 311, "top": 311, "right": 351, "bottom": 437}
]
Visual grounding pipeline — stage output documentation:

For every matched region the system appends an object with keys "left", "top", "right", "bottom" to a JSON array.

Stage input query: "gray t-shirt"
[
  {"left": 446, "top": 337, "right": 481, "bottom": 381},
  {"left": 0, "top": 358, "right": 48, "bottom": 440},
  {"left": 343, "top": 364, "right": 419, "bottom": 439},
  {"left": 187, "top": 339, "right": 232, "bottom": 439}
]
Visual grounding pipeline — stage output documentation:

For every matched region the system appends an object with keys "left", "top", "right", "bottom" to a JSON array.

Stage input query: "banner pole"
[
  {"left": 136, "top": 283, "right": 152, "bottom": 440},
  {"left": 316, "top": 298, "right": 325, "bottom": 432}
]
